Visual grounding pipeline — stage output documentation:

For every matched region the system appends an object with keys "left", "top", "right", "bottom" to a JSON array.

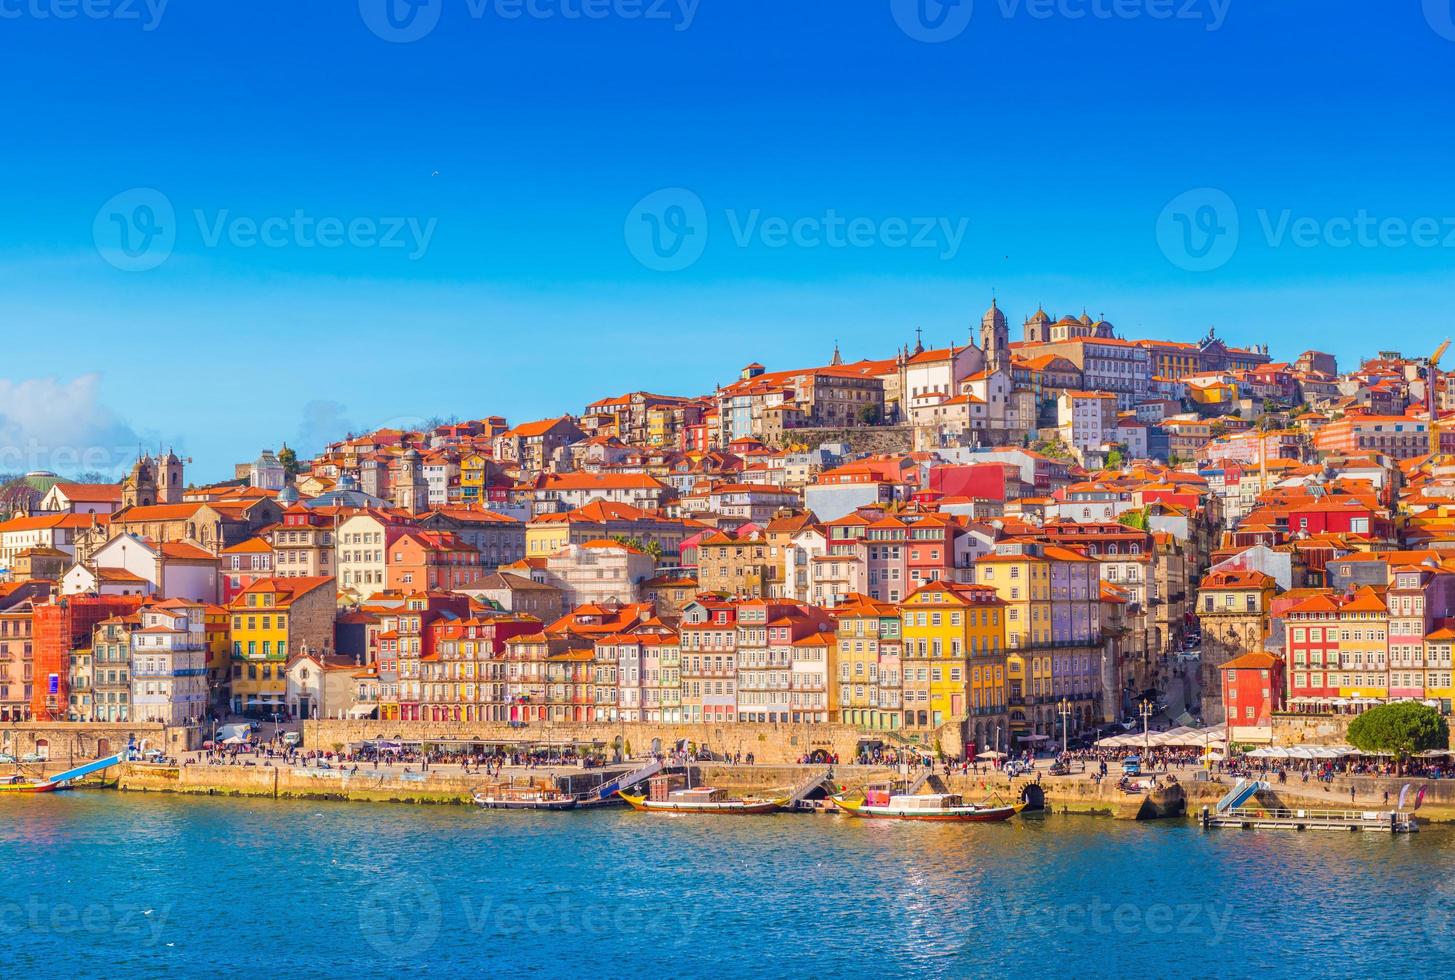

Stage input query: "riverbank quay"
[{"left": 94, "top": 759, "right": 1455, "bottom": 823}]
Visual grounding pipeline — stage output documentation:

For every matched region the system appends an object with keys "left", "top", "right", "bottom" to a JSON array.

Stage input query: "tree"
[
  {"left": 612, "top": 535, "right": 663, "bottom": 560},
  {"left": 277, "top": 445, "right": 301, "bottom": 477},
  {"left": 858, "top": 403, "right": 882, "bottom": 426},
  {"left": 1347, "top": 702, "right": 1449, "bottom": 760},
  {"left": 1106, "top": 446, "right": 1125, "bottom": 470},
  {"left": 1119, "top": 509, "right": 1149, "bottom": 531}
]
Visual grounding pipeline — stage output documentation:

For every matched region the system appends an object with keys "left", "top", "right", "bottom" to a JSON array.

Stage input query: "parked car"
[
  {"left": 282, "top": 732, "right": 302, "bottom": 747},
  {"left": 1122, "top": 756, "right": 1142, "bottom": 776}
]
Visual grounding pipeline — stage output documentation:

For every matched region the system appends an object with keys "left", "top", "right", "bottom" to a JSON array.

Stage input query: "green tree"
[
  {"left": 858, "top": 403, "right": 882, "bottom": 425},
  {"left": 1118, "top": 509, "right": 1149, "bottom": 531},
  {"left": 612, "top": 535, "right": 663, "bottom": 560},
  {"left": 1347, "top": 702, "right": 1449, "bottom": 761},
  {"left": 277, "top": 445, "right": 301, "bottom": 477},
  {"left": 1106, "top": 447, "right": 1125, "bottom": 469}
]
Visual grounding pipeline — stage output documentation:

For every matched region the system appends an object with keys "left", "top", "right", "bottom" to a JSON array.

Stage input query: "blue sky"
[{"left": 1, "top": 1, "right": 1453, "bottom": 479}]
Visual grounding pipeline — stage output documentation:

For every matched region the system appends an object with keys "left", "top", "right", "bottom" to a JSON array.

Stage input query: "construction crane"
[{"left": 1430, "top": 338, "right": 1451, "bottom": 462}]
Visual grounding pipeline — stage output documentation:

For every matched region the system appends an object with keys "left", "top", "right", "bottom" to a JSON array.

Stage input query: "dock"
[{"left": 1199, "top": 803, "right": 1418, "bottom": 832}]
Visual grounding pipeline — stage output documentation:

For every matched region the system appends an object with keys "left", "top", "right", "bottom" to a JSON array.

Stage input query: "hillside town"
[{"left": 1, "top": 304, "right": 1452, "bottom": 759}]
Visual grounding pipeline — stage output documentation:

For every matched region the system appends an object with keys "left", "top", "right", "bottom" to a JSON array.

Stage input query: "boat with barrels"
[
  {"left": 830, "top": 788, "right": 1024, "bottom": 822},
  {"left": 619, "top": 774, "right": 786, "bottom": 814}
]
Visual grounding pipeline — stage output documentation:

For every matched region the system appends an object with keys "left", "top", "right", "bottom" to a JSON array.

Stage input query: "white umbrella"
[
  {"left": 976, "top": 750, "right": 1006, "bottom": 760},
  {"left": 1021, "top": 734, "right": 1051, "bottom": 742},
  {"left": 1287, "top": 747, "right": 1315, "bottom": 760}
]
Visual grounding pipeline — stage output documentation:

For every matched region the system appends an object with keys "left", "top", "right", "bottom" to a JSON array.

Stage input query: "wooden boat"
[
  {"left": 831, "top": 790, "right": 1024, "bottom": 822},
  {"left": 473, "top": 780, "right": 579, "bottom": 811},
  {"left": 0, "top": 775, "right": 58, "bottom": 794},
  {"left": 618, "top": 786, "right": 786, "bottom": 814}
]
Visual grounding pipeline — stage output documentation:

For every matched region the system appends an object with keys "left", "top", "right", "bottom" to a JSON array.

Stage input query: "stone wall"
[
  {"left": 301, "top": 719, "right": 864, "bottom": 765},
  {"left": 1269, "top": 713, "right": 1354, "bottom": 746},
  {"left": 783, "top": 425, "right": 914, "bottom": 456},
  {"left": 0, "top": 722, "right": 195, "bottom": 761}
]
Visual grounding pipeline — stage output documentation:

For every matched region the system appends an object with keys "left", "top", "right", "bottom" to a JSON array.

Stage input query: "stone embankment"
[{"left": 107, "top": 761, "right": 1455, "bottom": 823}]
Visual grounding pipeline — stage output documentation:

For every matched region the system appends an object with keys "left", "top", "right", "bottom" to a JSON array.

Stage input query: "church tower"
[
  {"left": 158, "top": 449, "right": 184, "bottom": 504},
  {"left": 393, "top": 448, "right": 429, "bottom": 514},
  {"left": 121, "top": 454, "right": 157, "bottom": 509},
  {"left": 980, "top": 298, "right": 1009, "bottom": 372}
]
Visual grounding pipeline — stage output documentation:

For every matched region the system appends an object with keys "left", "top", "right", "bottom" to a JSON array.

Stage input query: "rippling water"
[{"left": 2, "top": 791, "right": 1451, "bottom": 978}]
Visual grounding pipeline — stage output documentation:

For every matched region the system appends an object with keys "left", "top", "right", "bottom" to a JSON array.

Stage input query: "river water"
[{"left": 2, "top": 791, "right": 1450, "bottom": 978}]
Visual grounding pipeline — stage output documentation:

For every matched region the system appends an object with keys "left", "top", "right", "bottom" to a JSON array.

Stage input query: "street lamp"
[
  {"left": 1139, "top": 698, "right": 1154, "bottom": 758},
  {"left": 1058, "top": 697, "right": 1071, "bottom": 756}
]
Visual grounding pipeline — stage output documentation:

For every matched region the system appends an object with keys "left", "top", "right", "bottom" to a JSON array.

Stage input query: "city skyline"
[{"left": 2, "top": 2, "right": 1454, "bottom": 477}]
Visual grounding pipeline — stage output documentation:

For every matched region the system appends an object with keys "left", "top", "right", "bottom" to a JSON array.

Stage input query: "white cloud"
[{"left": 0, "top": 374, "right": 144, "bottom": 476}]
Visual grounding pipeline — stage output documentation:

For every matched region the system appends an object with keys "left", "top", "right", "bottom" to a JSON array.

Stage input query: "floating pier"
[{"left": 1200, "top": 803, "right": 1418, "bottom": 832}]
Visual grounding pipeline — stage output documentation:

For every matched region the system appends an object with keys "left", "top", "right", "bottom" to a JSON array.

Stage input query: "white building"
[
  {"left": 73, "top": 533, "right": 219, "bottom": 602},
  {"left": 1058, "top": 390, "right": 1118, "bottom": 455},
  {"left": 38, "top": 483, "right": 123, "bottom": 516},
  {"left": 250, "top": 450, "right": 287, "bottom": 492},
  {"left": 129, "top": 600, "right": 209, "bottom": 726}
]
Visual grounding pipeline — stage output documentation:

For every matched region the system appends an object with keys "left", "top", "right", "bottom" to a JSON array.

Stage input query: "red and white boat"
[
  {"left": 0, "top": 775, "right": 59, "bottom": 794},
  {"left": 831, "top": 790, "right": 1023, "bottom": 822}
]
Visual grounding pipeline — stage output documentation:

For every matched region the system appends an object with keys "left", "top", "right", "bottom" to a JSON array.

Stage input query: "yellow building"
[
  {"left": 972, "top": 551, "right": 1051, "bottom": 649},
  {"left": 460, "top": 453, "right": 488, "bottom": 505},
  {"left": 204, "top": 604, "right": 232, "bottom": 713},
  {"left": 1335, "top": 587, "right": 1389, "bottom": 699},
  {"left": 525, "top": 513, "right": 572, "bottom": 557},
  {"left": 228, "top": 576, "right": 336, "bottom": 715},
  {"left": 1425, "top": 626, "right": 1455, "bottom": 709},
  {"left": 900, "top": 582, "right": 1007, "bottom": 753},
  {"left": 831, "top": 593, "right": 901, "bottom": 730}
]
